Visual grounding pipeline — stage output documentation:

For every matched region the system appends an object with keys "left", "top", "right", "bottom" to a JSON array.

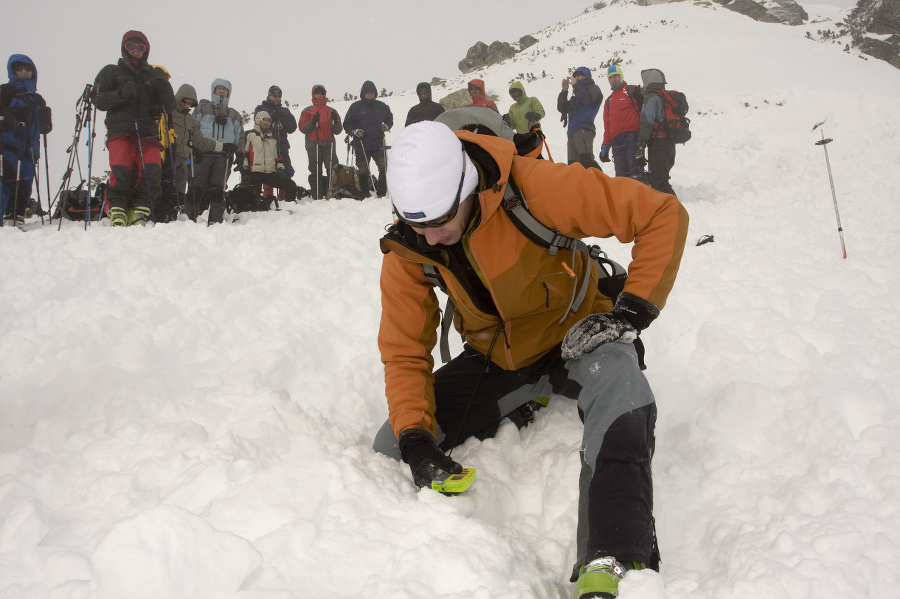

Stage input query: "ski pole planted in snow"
[{"left": 812, "top": 121, "right": 846, "bottom": 259}]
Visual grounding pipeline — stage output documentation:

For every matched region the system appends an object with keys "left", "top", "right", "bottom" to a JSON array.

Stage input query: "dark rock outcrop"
[
  {"left": 848, "top": 0, "right": 900, "bottom": 68},
  {"left": 713, "top": 0, "right": 808, "bottom": 26}
]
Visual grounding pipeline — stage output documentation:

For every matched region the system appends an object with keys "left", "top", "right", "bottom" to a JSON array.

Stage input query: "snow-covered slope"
[{"left": 1, "top": 3, "right": 899, "bottom": 598}]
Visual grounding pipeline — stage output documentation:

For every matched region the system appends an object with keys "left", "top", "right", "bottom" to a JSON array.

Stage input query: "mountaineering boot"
[
  {"left": 129, "top": 206, "right": 151, "bottom": 227},
  {"left": 2, "top": 215, "right": 25, "bottom": 231},
  {"left": 572, "top": 557, "right": 640, "bottom": 598},
  {"left": 108, "top": 207, "right": 127, "bottom": 227}
]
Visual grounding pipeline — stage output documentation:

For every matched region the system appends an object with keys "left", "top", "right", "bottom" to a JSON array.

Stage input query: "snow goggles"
[
  {"left": 396, "top": 147, "right": 467, "bottom": 229},
  {"left": 124, "top": 41, "right": 147, "bottom": 53}
]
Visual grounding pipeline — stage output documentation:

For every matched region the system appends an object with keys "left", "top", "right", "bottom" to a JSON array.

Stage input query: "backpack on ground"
[
  {"left": 55, "top": 182, "right": 109, "bottom": 221},
  {"left": 329, "top": 163, "right": 368, "bottom": 200},
  {"left": 656, "top": 89, "right": 691, "bottom": 144}
]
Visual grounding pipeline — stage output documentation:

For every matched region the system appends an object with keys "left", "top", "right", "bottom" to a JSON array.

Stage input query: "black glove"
[
  {"left": 0, "top": 112, "right": 13, "bottom": 133},
  {"left": 502, "top": 113, "right": 511, "bottom": 126},
  {"left": 560, "top": 292, "right": 660, "bottom": 361},
  {"left": 311, "top": 113, "right": 320, "bottom": 127},
  {"left": 525, "top": 111, "right": 541, "bottom": 123},
  {"left": 598, "top": 144, "right": 611, "bottom": 163},
  {"left": 37, "top": 106, "right": 52, "bottom": 134},
  {"left": 120, "top": 81, "right": 139, "bottom": 101},
  {"left": 331, "top": 110, "right": 339, "bottom": 124},
  {"left": 215, "top": 114, "right": 228, "bottom": 125},
  {"left": 353, "top": 128, "right": 365, "bottom": 139},
  {"left": 635, "top": 143, "right": 647, "bottom": 168},
  {"left": 223, "top": 143, "right": 237, "bottom": 154},
  {"left": 380, "top": 122, "right": 390, "bottom": 133},
  {"left": 398, "top": 428, "right": 462, "bottom": 488}
]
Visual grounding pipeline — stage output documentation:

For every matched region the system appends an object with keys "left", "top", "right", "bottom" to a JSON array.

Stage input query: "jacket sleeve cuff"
[{"left": 614, "top": 292, "right": 660, "bottom": 331}]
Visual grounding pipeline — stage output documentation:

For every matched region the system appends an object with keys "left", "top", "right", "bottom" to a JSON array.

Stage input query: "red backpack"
[{"left": 654, "top": 89, "right": 691, "bottom": 144}]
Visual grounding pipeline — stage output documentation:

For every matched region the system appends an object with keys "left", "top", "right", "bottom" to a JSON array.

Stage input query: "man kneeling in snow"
[{"left": 372, "top": 121, "right": 688, "bottom": 598}]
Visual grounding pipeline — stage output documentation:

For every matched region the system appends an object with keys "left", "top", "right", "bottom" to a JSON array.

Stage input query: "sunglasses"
[
  {"left": 125, "top": 41, "right": 147, "bottom": 53},
  {"left": 181, "top": 98, "right": 196, "bottom": 106},
  {"left": 396, "top": 147, "right": 467, "bottom": 229},
  {"left": 13, "top": 64, "right": 33, "bottom": 72}
]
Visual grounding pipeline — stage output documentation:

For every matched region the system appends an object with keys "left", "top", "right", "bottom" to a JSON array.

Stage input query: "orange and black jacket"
[{"left": 378, "top": 130, "right": 689, "bottom": 439}]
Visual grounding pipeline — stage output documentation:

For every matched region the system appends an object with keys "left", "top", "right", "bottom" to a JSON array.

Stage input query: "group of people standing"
[{"left": 1, "top": 31, "right": 681, "bottom": 230}]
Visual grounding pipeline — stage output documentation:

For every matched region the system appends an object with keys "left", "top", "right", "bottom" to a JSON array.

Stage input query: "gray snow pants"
[{"left": 373, "top": 339, "right": 659, "bottom": 571}]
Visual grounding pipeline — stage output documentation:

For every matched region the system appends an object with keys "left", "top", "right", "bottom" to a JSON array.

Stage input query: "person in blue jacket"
[
  {"left": 557, "top": 66, "right": 603, "bottom": 170},
  {"left": 1, "top": 54, "right": 52, "bottom": 230},
  {"left": 191, "top": 78, "right": 242, "bottom": 224},
  {"left": 343, "top": 80, "right": 393, "bottom": 197}
]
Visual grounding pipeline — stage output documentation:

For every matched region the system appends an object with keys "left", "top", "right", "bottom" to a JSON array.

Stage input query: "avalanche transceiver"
[{"left": 431, "top": 468, "right": 477, "bottom": 494}]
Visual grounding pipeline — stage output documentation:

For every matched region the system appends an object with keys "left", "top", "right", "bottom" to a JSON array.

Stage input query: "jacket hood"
[
  {"left": 508, "top": 81, "right": 528, "bottom": 102},
  {"left": 6, "top": 54, "right": 37, "bottom": 92},
  {"left": 573, "top": 67, "right": 593, "bottom": 82},
  {"left": 360, "top": 80, "right": 377, "bottom": 98},
  {"left": 175, "top": 83, "right": 198, "bottom": 107},
  {"left": 311, "top": 84, "right": 328, "bottom": 105},
  {"left": 121, "top": 30, "right": 150, "bottom": 64},
  {"left": 416, "top": 82, "right": 432, "bottom": 102},
  {"left": 640, "top": 68, "right": 666, "bottom": 91},
  {"left": 468, "top": 79, "right": 486, "bottom": 96},
  {"left": 211, "top": 78, "right": 232, "bottom": 107}
]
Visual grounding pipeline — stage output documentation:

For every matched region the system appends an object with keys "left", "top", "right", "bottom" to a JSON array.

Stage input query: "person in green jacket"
[{"left": 505, "top": 81, "right": 545, "bottom": 134}]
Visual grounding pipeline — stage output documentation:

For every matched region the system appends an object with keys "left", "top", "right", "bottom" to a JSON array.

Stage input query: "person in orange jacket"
[
  {"left": 373, "top": 121, "right": 688, "bottom": 598},
  {"left": 465, "top": 79, "right": 498, "bottom": 112}
]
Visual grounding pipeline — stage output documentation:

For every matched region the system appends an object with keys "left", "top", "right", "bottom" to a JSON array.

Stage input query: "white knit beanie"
[{"left": 387, "top": 121, "right": 479, "bottom": 223}]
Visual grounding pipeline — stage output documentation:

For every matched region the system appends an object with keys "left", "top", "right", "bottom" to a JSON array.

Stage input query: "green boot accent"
[
  {"left": 128, "top": 206, "right": 151, "bottom": 227},
  {"left": 109, "top": 207, "right": 127, "bottom": 227},
  {"left": 572, "top": 557, "right": 627, "bottom": 599},
  {"left": 534, "top": 395, "right": 551, "bottom": 407}
]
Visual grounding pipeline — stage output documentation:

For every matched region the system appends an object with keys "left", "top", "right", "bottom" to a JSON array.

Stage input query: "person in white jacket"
[{"left": 238, "top": 111, "right": 297, "bottom": 204}]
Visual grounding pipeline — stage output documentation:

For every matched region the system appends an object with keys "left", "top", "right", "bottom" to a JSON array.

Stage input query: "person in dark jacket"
[
  {"left": 297, "top": 84, "right": 342, "bottom": 199},
  {"left": 405, "top": 82, "right": 445, "bottom": 127},
  {"left": 343, "top": 80, "right": 393, "bottom": 197},
  {"left": 254, "top": 85, "right": 297, "bottom": 181},
  {"left": 163, "top": 84, "right": 222, "bottom": 216},
  {"left": 1, "top": 54, "right": 51, "bottom": 230},
  {"left": 93, "top": 31, "right": 175, "bottom": 227},
  {"left": 557, "top": 66, "right": 603, "bottom": 170},
  {"left": 636, "top": 68, "right": 676, "bottom": 196}
]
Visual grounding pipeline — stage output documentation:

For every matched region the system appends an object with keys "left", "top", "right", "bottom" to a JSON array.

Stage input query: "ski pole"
[
  {"left": 812, "top": 121, "right": 847, "bottom": 259},
  {"left": 160, "top": 105, "right": 181, "bottom": 221},
  {"left": 86, "top": 98, "right": 96, "bottom": 228},
  {"left": 12, "top": 122, "right": 24, "bottom": 228},
  {"left": 42, "top": 133, "right": 51, "bottom": 224},
  {"left": 357, "top": 142, "right": 377, "bottom": 195},
  {"left": 315, "top": 141, "right": 320, "bottom": 200},
  {"left": 0, "top": 116, "right": 5, "bottom": 228},
  {"left": 133, "top": 116, "right": 156, "bottom": 223}
]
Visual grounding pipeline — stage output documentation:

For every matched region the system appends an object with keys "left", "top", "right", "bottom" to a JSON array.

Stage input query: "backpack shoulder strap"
[{"left": 500, "top": 177, "right": 594, "bottom": 318}]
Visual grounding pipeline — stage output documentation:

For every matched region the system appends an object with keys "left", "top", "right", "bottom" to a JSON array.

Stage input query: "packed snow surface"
[{"left": 1, "top": 2, "right": 899, "bottom": 598}]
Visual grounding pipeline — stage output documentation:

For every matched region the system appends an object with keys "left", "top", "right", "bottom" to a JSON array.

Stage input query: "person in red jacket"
[
  {"left": 465, "top": 79, "right": 498, "bottom": 112},
  {"left": 599, "top": 65, "right": 647, "bottom": 183},
  {"left": 297, "top": 85, "right": 342, "bottom": 199}
]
